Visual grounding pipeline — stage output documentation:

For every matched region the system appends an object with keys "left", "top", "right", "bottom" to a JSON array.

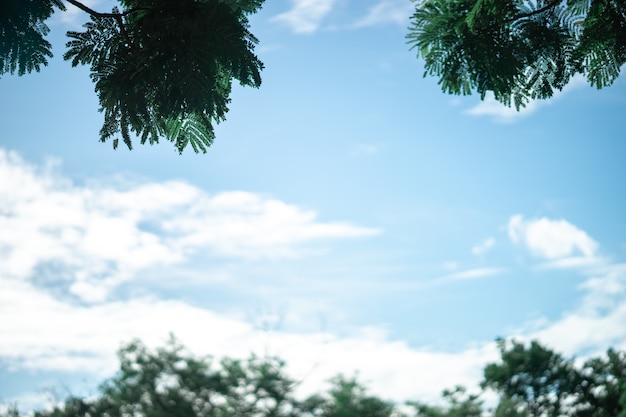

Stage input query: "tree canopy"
[
  {"left": 2, "top": 0, "right": 624, "bottom": 153},
  {"left": 482, "top": 339, "right": 626, "bottom": 417},
  {"left": 407, "top": 0, "right": 626, "bottom": 109},
  {"left": 0, "top": 0, "right": 264, "bottom": 153},
  {"left": 3, "top": 337, "right": 625, "bottom": 417}
]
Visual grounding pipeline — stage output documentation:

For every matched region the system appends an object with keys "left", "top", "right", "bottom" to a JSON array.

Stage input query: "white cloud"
[
  {"left": 508, "top": 215, "right": 598, "bottom": 260},
  {"left": 538, "top": 256, "right": 605, "bottom": 270},
  {"left": 353, "top": 0, "right": 414, "bottom": 28},
  {"left": 271, "top": 0, "right": 338, "bottom": 34},
  {"left": 439, "top": 267, "right": 505, "bottom": 282},
  {"left": 463, "top": 93, "right": 539, "bottom": 123},
  {"left": 503, "top": 215, "right": 626, "bottom": 357},
  {"left": 51, "top": 0, "right": 105, "bottom": 28},
  {"left": 513, "top": 263, "right": 626, "bottom": 356},
  {"left": 4, "top": 259, "right": 626, "bottom": 411},
  {"left": 0, "top": 276, "right": 497, "bottom": 405},
  {"left": 471, "top": 237, "right": 495, "bottom": 255},
  {"left": 464, "top": 75, "right": 587, "bottom": 122},
  {"left": 3, "top": 199, "right": 626, "bottom": 411},
  {"left": 0, "top": 149, "right": 380, "bottom": 302}
]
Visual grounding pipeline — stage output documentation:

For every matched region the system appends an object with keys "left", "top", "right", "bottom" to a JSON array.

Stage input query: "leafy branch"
[{"left": 0, "top": 0, "right": 266, "bottom": 153}]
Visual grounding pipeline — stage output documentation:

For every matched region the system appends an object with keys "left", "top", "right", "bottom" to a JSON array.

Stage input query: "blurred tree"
[
  {"left": 491, "top": 396, "right": 530, "bottom": 417},
  {"left": 406, "top": 386, "right": 483, "bottom": 417},
  {"left": 300, "top": 376, "right": 395, "bottom": 417},
  {"left": 3, "top": 337, "right": 625, "bottom": 417},
  {"left": 0, "top": 0, "right": 264, "bottom": 153},
  {"left": 482, "top": 339, "right": 580, "bottom": 417},
  {"left": 573, "top": 348, "right": 626, "bottom": 417},
  {"left": 32, "top": 337, "right": 300, "bottom": 417},
  {"left": 407, "top": 0, "right": 625, "bottom": 109}
]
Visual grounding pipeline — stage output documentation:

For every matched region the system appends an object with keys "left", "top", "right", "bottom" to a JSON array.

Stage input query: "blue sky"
[{"left": 1, "top": 0, "right": 626, "bottom": 411}]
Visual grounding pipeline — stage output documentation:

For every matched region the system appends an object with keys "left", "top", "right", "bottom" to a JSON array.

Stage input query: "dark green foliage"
[
  {"left": 407, "top": 0, "right": 626, "bottom": 109},
  {"left": 0, "top": 0, "right": 65, "bottom": 75},
  {"left": 0, "top": 0, "right": 264, "bottom": 154},
  {"left": 64, "top": 0, "right": 264, "bottom": 153},
  {"left": 574, "top": 349, "right": 626, "bottom": 417},
  {"left": 301, "top": 376, "right": 395, "bottom": 417},
  {"left": 4, "top": 337, "right": 625, "bottom": 417},
  {"left": 0, "top": 405, "right": 19, "bottom": 417},
  {"left": 492, "top": 396, "right": 530, "bottom": 417},
  {"left": 33, "top": 336, "right": 300, "bottom": 417}
]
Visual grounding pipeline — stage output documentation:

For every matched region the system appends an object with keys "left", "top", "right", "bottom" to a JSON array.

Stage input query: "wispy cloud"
[
  {"left": 471, "top": 237, "right": 495, "bottom": 256},
  {"left": 520, "top": 262, "right": 626, "bottom": 356},
  {"left": 504, "top": 215, "right": 626, "bottom": 356},
  {"left": 51, "top": 0, "right": 105, "bottom": 28},
  {"left": 463, "top": 93, "right": 539, "bottom": 123},
  {"left": 0, "top": 278, "right": 499, "bottom": 405},
  {"left": 439, "top": 267, "right": 505, "bottom": 282},
  {"left": 0, "top": 149, "right": 380, "bottom": 303},
  {"left": 3, "top": 202, "right": 626, "bottom": 411},
  {"left": 352, "top": 0, "right": 414, "bottom": 28},
  {"left": 271, "top": 0, "right": 338, "bottom": 34}
]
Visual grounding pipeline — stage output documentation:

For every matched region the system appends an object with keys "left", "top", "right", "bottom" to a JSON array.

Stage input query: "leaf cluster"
[
  {"left": 300, "top": 376, "right": 395, "bottom": 417},
  {"left": 407, "top": 386, "right": 483, "bottom": 417},
  {"left": 482, "top": 339, "right": 626, "bottom": 417},
  {"left": 0, "top": 0, "right": 65, "bottom": 75},
  {"left": 482, "top": 339, "right": 579, "bottom": 417},
  {"left": 63, "top": 0, "right": 264, "bottom": 153},
  {"left": 3, "top": 337, "right": 625, "bottom": 417},
  {"left": 407, "top": 0, "right": 626, "bottom": 108}
]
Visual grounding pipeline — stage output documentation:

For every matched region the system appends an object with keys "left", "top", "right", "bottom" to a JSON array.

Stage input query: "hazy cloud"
[
  {"left": 0, "top": 276, "right": 497, "bottom": 405},
  {"left": 2, "top": 200, "right": 626, "bottom": 410},
  {"left": 0, "top": 149, "right": 380, "bottom": 302},
  {"left": 471, "top": 237, "right": 495, "bottom": 255},
  {"left": 52, "top": 0, "right": 104, "bottom": 27},
  {"left": 271, "top": 0, "right": 338, "bottom": 34},
  {"left": 521, "top": 263, "right": 626, "bottom": 356},
  {"left": 439, "top": 267, "right": 505, "bottom": 282},
  {"left": 353, "top": 0, "right": 414, "bottom": 28}
]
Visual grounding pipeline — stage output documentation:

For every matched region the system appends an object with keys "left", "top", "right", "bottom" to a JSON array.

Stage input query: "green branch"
[
  {"left": 511, "top": 0, "right": 562, "bottom": 22},
  {"left": 64, "top": 0, "right": 142, "bottom": 50}
]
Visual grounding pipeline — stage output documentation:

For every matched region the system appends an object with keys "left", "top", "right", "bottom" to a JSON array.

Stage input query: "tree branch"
[
  {"left": 474, "top": 0, "right": 562, "bottom": 34},
  {"left": 510, "top": 0, "right": 561, "bottom": 22},
  {"left": 64, "top": 0, "right": 141, "bottom": 51},
  {"left": 65, "top": 0, "right": 144, "bottom": 19}
]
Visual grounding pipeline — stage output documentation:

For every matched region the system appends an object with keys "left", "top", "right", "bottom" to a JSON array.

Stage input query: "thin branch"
[
  {"left": 65, "top": 0, "right": 143, "bottom": 18},
  {"left": 510, "top": 0, "right": 562, "bottom": 22},
  {"left": 65, "top": 0, "right": 142, "bottom": 51},
  {"left": 474, "top": 0, "right": 562, "bottom": 34}
]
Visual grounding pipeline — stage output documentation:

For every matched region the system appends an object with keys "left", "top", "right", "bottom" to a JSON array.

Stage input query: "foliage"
[
  {"left": 33, "top": 336, "right": 300, "bottom": 417},
  {"left": 301, "top": 376, "right": 395, "bottom": 417},
  {"left": 482, "top": 339, "right": 626, "bottom": 417},
  {"left": 407, "top": 0, "right": 626, "bottom": 109},
  {"left": 0, "top": 0, "right": 65, "bottom": 75},
  {"left": 482, "top": 338, "right": 580, "bottom": 417},
  {"left": 406, "top": 386, "right": 483, "bottom": 417},
  {"left": 0, "top": 0, "right": 265, "bottom": 153},
  {"left": 3, "top": 337, "right": 625, "bottom": 417},
  {"left": 574, "top": 349, "right": 626, "bottom": 417}
]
